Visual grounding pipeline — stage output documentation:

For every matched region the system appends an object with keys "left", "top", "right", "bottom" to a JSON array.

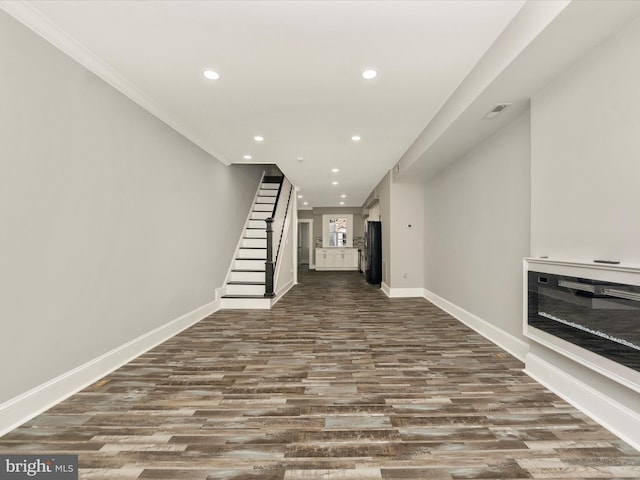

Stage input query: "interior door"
[{"left": 298, "top": 222, "right": 309, "bottom": 265}]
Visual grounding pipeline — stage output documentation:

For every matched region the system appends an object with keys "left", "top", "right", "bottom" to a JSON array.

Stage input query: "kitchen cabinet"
[{"left": 315, "top": 248, "right": 358, "bottom": 271}]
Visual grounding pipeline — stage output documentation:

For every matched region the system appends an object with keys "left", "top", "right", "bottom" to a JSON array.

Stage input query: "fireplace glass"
[{"left": 528, "top": 271, "right": 640, "bottom": 372}]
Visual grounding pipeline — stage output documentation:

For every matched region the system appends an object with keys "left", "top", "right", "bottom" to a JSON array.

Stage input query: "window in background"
[
  {"left": 329, "top": 217, "right": 348, "bottom": 246},
  {"left": 322, "top": 214, "right": 353, "bottom": 248}
]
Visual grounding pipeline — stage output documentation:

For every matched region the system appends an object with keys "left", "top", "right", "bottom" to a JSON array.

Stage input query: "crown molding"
[{"left": 0, "top": 0, "right": 230, "bottom": 166}]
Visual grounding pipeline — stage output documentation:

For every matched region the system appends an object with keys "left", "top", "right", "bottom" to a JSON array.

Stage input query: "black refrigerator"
[{"left": 365, "top": 221, "right": 382, "bottom": 285}]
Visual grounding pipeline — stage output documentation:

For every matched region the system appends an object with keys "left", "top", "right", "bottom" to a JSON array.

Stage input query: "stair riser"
[
  {"left": 235, "top": 259, "right": 265, "bottom": 270},
  {"left": 253, "top": 204, "right": 273, "bottom": 212},
  {"left": 226, "top": 284, "right": 265, "bottom": 296},
  {"left": 242, "top": 238, "right": 267, "bottom": 248},
  {"left": 238, "top": 249, "right": 266, "bottom": 259},
  {"left": 248, "top": 220, "right": 266, "bottom": 229},
  {"left": 259, "top": 189, "right": 278, "bottom": 197},
  {"left": 261, "top": 183, "right": 280, "bottom": 190},
  {"left": 245, "top": 230, "right": 266, "bottom": 239},
  {"left": 251, "top": 211, "right": 271, "bottom": 220},
  {"left": 257, "top": 196, "right": 276, "bottom": 204},
  {"left": 230, "top": 271, "right": 265, "bottom": 283},
  {"left": 220, "top": 297, "right": 271, "bottom": 310}
]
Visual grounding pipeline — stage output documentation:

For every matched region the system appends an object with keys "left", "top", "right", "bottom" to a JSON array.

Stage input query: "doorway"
[{"left": 297, "top": 219, "right": 313, "bottom": 270}]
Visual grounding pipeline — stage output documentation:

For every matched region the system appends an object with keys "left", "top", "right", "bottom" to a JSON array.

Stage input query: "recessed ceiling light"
[
  {"left": 243, "top": 155, "right": 252, "bottom": 160},
  {"left": 331, "top": 168, "right": 339, "bottom": 173},
  {"left": 332, "top": 181, "right": 339, "bottom": 185},
  {"left": 297, "top": 157, "right": 304, "bottom": 161},
  {"left": 340, "top": 201, "right": 345, "bottom": 205},
  {"left": 254, "top": 136, "right": 264, "bottom": 142},
  {"left": 297, "top": 195, "right": 303, "bottom": 199},
  {"left": 351, "top": 135, "right": 361, "bottom": 141},
  {"left": 303, "top": 202, "right": 308, "bottom": 205},
  {"left": 340, "top": 194, "right": 346, "bottom": 198},
  {"left": 203, "top": 70, "right": 220, "bottom": 80},
  {"left": 362, "top": 69, "right": 377, "bottom": 80}
]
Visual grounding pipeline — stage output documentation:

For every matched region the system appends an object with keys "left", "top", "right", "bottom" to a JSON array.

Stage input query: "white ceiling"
[{"left": 4, "top": 0, "right": 526, "bottom": 207}]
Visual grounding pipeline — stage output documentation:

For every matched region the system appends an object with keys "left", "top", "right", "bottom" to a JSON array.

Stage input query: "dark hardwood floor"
[{"left": 1, "top": 269, "right": 639, "bottom": 479}]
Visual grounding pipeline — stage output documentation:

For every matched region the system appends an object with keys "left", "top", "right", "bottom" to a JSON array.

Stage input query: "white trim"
[
  {"left": 383, "top": 287, "right": 424, "bottom": 298},
  {"left": 272, "top": 278, "right": 295, "bottom": 306},
  {"left": 0, "top": 299, "right": 219, "bottom": 437},
  {"left": 525, "top": 256, "right": 640, "bottom": 275},
  {"left": 423, "top": 288, "right": 529, "bottom": 361},
  {"left": 0, "top": 1, "right": 229, "bottom": 166},
  {"left": 524, "top": 352, "right": 640, "bottom": 452},
  {"left": 220, "top": 297, "right": 271, "bottom": 309},
  {"left": 315, "top": 267, "right": 357, "bottom": 271},
  {"left": 381, "top": 282, "right": 391, "bottom": 297}
]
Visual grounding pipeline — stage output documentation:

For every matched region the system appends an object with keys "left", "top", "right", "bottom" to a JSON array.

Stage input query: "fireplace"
[{"left": 524, "top": 258, "right": 640, "bottom": 392}]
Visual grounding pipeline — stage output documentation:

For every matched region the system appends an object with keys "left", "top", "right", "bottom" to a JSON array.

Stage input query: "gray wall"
[
  {"left": 530, "top": 15, "right": 640, "bottom": 413},
  {"left": 423, "top": 111, "right": 531, "bottom": 338},
  {"left": 531, "top": 15, "right": 640, "bottom": 265},
  {"left": 389, "top": 180, "right": 424, "bottom": 289},
  {"left": 367, "top": 172, "right": 424, "bottom": 291},
  {"left": 0, "top": 11, "right": 264, "bottom": 403}
]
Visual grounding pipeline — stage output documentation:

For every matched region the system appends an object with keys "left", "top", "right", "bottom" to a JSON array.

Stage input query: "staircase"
[{"left": 220, "top": 176, "right": 282, "bottom": 309}]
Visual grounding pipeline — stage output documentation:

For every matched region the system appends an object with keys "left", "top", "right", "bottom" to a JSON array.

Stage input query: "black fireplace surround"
[{"left": 528, "top": 270, "right": 640, "bottom": 373}]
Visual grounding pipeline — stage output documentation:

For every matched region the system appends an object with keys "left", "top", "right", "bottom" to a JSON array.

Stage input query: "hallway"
[{"left": 1, "top": 270, "right": 639, "bottom": 479}]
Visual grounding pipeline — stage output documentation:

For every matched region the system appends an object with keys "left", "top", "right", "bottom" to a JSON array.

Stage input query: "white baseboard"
[
  {"left": 422, "top": 288, "right": 528, "bottom": 361},
  {"left": 315, "top": 267, "right": 358, "bottom": 271},
  {"left": 524, "top": 352, "right": 640, "bottom": 452},
  {"left": 381, "top": 282, "right": 391, "bottom": 297},
  {"left": 382, "top": 286, "right": 424, "bottom": 298},
  {"left": 272, "top": 278, "right": 295, "bottom": 306},
  {"left": 0, "top": 299, "right": 220, "bottom": 437}
]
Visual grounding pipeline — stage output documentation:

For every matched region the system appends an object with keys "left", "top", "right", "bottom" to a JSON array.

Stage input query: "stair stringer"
[{"left": 271, "top": 182, "right": 296, "bottom": 306}]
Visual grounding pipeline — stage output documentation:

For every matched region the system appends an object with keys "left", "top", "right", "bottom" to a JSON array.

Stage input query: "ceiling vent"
[{"left": 483, "top": 103, "right": 512, "bottom": 119}]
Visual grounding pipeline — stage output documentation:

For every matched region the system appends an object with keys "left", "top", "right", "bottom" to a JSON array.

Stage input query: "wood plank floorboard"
[{"left": 2, "top": 270, "right": 639, "bottom": 479}]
